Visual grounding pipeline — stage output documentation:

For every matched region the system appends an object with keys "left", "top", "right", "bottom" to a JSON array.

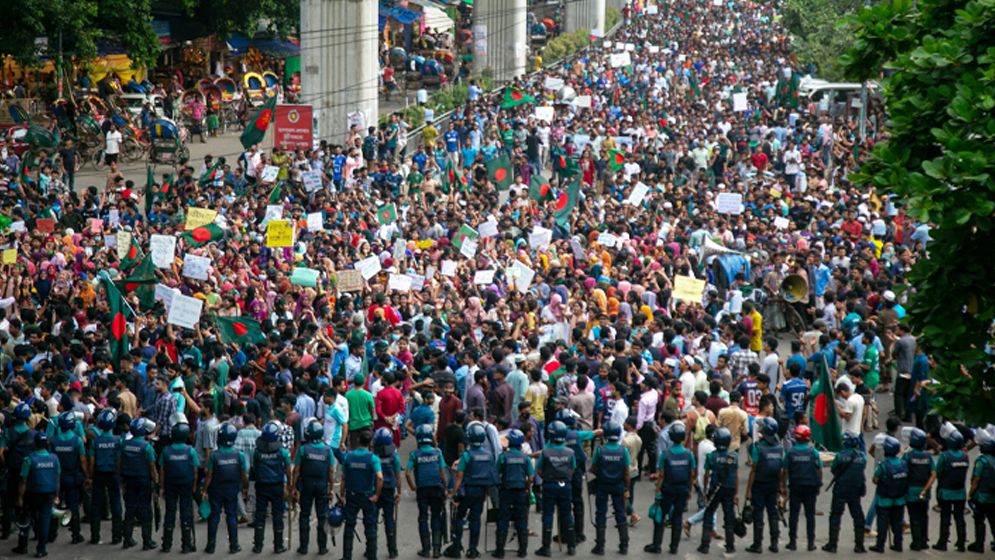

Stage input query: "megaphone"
[
  {"left": 52, "top": 508, "right": 72, "bottom": 527},
  {"left": 701, "top": 237, "right": 742, "bottom": 261},
  {"left": 781, "top": 274, "right": 808, "bottom": 303}
]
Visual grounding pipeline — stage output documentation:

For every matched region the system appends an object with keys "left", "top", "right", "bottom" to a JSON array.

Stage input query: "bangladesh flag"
[
  {"left": 179, "top": 223, "right": 225, "bottom": 247},
  {"left": 159, "top": 175, "right": 175, "bottom": 199},
  {"left": 501, "top": 87, "right": 535, "bottom": 109},
  {"left": 119, "top": 256, "right": 156, "bottom": 311},
  {"left": 376, "top": 203, "right": 398, "bottom": 225},
  {"left": 119, "top": 237, "right": 144, "bottom": 270},
  {"left": 442, "top": 160, "right": 468, "bottom": 193},
  {"left": 553, "top": 176, "right": 581, "bottom": 229},
  {"left": 198, "top": 161, "right": 223, "bottom": 187},
  {"left": 101, "top": 274, "right": 131, "bottom": 373},
  {"left": 608, "top": 149, "right": 627, "bottom": 171},
  {"left": 269, "top": 180, "right": 283, "bottom": 204},
  {"left": 809, "top": 355, "right": 843, "bottom": 452},
  {"left": 240, "top": 95, "right": 277, "bottom": 150},
  {"left": 554, "top": 151, "right": 580, "bottom": 178},
  {"left": 452, "top": 224, "right": 478, "bottom": 250},
  {"left": 529, "top": 174, "right": 554, "bottom": 202},
  {"left": 486, "top": 154, "right": 513, "bottom": 190},
  {"left": 214, "top": 316, "right": 266, "bottom": 345}
]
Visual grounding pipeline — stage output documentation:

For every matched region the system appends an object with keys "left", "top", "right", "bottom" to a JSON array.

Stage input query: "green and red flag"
[
  {"left": 452, "top": 224, "right": 478, "bottom": 250},
  {"left": 101, "top": 273, "right": 132, "bottom": 373},
  {"left": 118, "top": 255, "right": 156, "bottom": 311},
  {"left": 608, "top": 149, "right": 627, "bottom": 171},
  {"left": 179, "top": 223, "right": 225, "bottom": 247},
  {"left": 529, "top": 174, "right": 554, "bottom": 202},
  {"left": 486, "top": 154, "right": 513, "bottom": 190},
  {"left": 501, "top": 87, "right": 535, "bottom": 109},
  {"left": 269, "top": 180, "right": 283, "bottom": 204},
  {"left": 809, "top": 355, "right": 843, "bottom": 452},
  {"left": 119, "top": 237, "right": 144, "bottom": 270},
  {"left": 442, "top": 160, "right": 468, "bottom": 193},
  {"left": 240, "top": 95, "right": 277, "bottom": 150},
  {"left": 376, "top": 203, "right": 398, "bottom": 225},
  {"left": 553, "top": 175, "right": 582, "bottom": 228},
  {"left": 214, "top": 315, "right": 266, "bottom": 345},
  {"left": 198, "top": 160, "right": 223, "bottom": 187}
]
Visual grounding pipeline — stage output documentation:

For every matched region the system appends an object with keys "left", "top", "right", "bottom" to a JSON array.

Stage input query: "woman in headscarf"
[
  {"left": 464, "top": 296, "right": 485, "bottom": 327},
  {"left": 541, "top": 293, "right": 567, "bottom": 323}
]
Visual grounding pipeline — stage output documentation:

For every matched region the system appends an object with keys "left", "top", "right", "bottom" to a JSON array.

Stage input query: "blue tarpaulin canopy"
[{"left": 227, "top": 33, "right": 299, "bottom": 57}]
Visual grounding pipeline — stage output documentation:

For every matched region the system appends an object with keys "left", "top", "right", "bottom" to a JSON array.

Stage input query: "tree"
[
  {"left": 842, "top": 0, "right": 995, "bottom": 424},
  {"left": 782, "top": 0, "right": 864, "bottom": 81},
  {"left": 181, "top": 0, "right": 298, "bottom": 39}
]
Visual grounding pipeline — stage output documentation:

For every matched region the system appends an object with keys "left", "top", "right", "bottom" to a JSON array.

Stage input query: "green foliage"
[
  {"left": 0, "top": 0, "right": 158, "bottom": 69},
  {"left": 605, "top": 7, "right": 621, "bottom": 32},
  {"left": 543, "top": 29, "right": 592, "bottom": 65},
  {"left": 181, "top": 0, "right": 298, "bottom": 39},
  {"left": 841, "top": 0, "right": 995, "bottom": 424},
  {"left": 782, "top": 0, "right": 864, "bottom": 81}
]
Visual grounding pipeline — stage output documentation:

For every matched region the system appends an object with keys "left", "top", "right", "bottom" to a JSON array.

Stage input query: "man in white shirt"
[
  {"left": 679, "top": 364, "right": 698, "bottom": 413},
  {"left": 104, "top": 125, "right": 123, "bottom": 165},
  {"left": 834, "top": 377, "right": 864, "bottom": 436}
]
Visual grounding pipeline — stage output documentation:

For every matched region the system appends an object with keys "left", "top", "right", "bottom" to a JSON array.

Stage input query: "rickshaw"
[
  {"left": 262, "top": 71, "right": 280, "bottom": 96},
  {"left": 388, "top": 47, "right": 407, "bottom": 68},
  {"left": 215, "top": 77, "right": 239, "bottom": 101},
  {"left": 214, "top": 78, "right": 242, "bottom": 131},
  {"left": 243, "top": 72, "right": 266, "bottom": 101},
  {"left": 148, "top": 118, "right": 190, "bottom": 166},
  {"left": 422, "top": 59, "right": 444, "bottom": 87}
]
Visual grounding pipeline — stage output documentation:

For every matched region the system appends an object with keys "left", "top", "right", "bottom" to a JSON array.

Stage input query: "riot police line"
[{"left": 2, "top": 401, "right": 994, "bottom": 558}]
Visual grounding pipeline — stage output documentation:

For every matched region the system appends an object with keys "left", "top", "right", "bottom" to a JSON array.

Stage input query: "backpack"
[{"left": 693, "top": 409, "right": 710, "bottom": 442}]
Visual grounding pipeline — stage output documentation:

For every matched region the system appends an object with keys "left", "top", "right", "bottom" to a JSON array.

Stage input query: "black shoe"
[
  {"left": 275, "top": 544, "right": 288, "bottom": 554},
  {"left": 786, "top": 541, "right": 797, "bottom": 551},
  {"left": 769, "top": 544, "right": 779, "bottom": 553},
  {"left": 534, "top": 547, "right": 550, "bottom": 557},
  {"left": 231, "top": 544, "right": 242, "bottom": 554},
  {"left": 855, "top": 543, "right": 866, "bottom": 553},
  {"left": 726, "top": 544, "right": 736, "bottom": 553},
  {"left": 253, "top": 544, "right": 263, "bottom": 553},
  {"left": 669, "top": 546, "right": 678, "bottom": 554},
  {"left": 890, "top": 545, "right": 902, "bottom": 553},
  {"left": 111, "top": 537, "right": 123, "bottom": 545},
  {"left": 868, "top": 545, "right": 884, "bottom": 553},
  {"left": 808, "top": 543, "right": 817, "bottom": 551},
  {"left": 746, "top": 543, "right": 763, "bottom": 553},
  {"left": 443, "top": 544, "right": 462, "bottom": 559},
  {"left": 318, "top": 547, "right": 328, "bottom": 555},
  {"left": 34, "top": 551, "right": 47, "bottom": 558},
  {"left": 822, "top": 543, "right": 837, "bottom": 553},
  {"left": 123, "top": 539, "right": 137, "bottom": 549},
  {"left": 957, "top": 544, "right": 966, "bottom": 552},
  {"left": 89, "top": 537, "right": 101, "bottom": 545},
  {"left": 697, "top": 544, "right": 709, "bottom": 554},
  {"left": 143, "top": 541, "right": 158, "bottom": 551},
  {"left": 933, "top": 543, "right": 948, "bottom": 551},
  {"left": 576, "top": 534, "right": 586, "bottom": 544},
  {"left": 204, "top": 543, "right": 215, "bottom": 554},
  {"left": 466, "top": 550, "right": 479, "bottom": 559},
  {"left": 12, "top": 546, "right": 28, "bottom": 554},
  {"left": 418, "top": 551, "right": 432, "bottom": 558},
  {"left": 71, "top": 535, "right": 85, "bottom": 544},
  {"left": 643, "top": 544, "right": 661, "bottom": 553},
  {"left": 968, "top": 543, "right": 985, "bottom": 553},
  {"left": 298, "top": 547, "right": 309, "bottom": 555}
]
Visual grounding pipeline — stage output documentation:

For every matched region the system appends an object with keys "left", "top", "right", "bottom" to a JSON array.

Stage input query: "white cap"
[{"left": 883, "top": 290, "right": 896, "bottom": 302}]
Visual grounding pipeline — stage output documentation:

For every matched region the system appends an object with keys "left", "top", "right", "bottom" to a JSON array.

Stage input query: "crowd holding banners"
[{"left": 1, "top": 0, "right": 995, "bottom": 559}]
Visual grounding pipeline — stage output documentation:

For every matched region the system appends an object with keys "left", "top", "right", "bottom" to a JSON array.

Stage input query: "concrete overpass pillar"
[
  {"left": 565, "top": 0, "right": 606, "bottom": 35},
  {"left": 300, "top": 0, "right": 379, "bottom": 144},
  {"left": 472, "top": 0, "right": 528, "bottom": 83}
]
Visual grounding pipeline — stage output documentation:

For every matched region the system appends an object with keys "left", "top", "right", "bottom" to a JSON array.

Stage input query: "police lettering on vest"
[
  {"left": 905, "top": 450, "right": 932, "bottom": 487},
  {"left": 834, "top": 449, "right": 866, "bottom": 491},
  {"left": 755, "top": 443, "right": 784, "bottom": 485},
  {"left": 500, "top": 450, "right": 529, "bottom": 490},
  {"left": 541, "top": 447, "right": 574, "bottom": 483},
  {"left": 163, "top": 445, "right": 195, "bottom": 486},
  {"left": 344, "top": 452, "right": 376, "bottom": 494},
  {"left": 466, "top": 448, "right": 497, "bottom": 487},
  {"left": 254, "top": 450, "right": 285, "bottom": 484},
  {"left": 121, "top": 439, "right": 151, "bottom": 480},
  {"left": 940, "top": 453, "right": 969, "bottom": 490},
  {"left": 711, "top": 451, "right": 738, "bottom": 489},
  {"left": 788, "top": 446, "right": 819, "bottom": 487},
  {"left": 299, "top": 443, "right": 330, "bottom": 480},
  {"left": 879, "top": 460, "right": 909, "bottom": 499},
  {"left": 27, "top": 453, "right": 59, "bottom": 493},
  {"left": 53, "top": 436, "right": 82, "bottom": 480},
  {"left": 595, "top": 446, "right": 626, "bottom": 486},
  {"left": 212, "top": 449, "right": 242, "bottom": 485},
  {"left": 414, "top": 449, "right": 443, "bottom": 488},
  {"left": 663, "top": 448, "right": 692, "bottom": 489},
  {"left": 93, "top": 433, "right": 120, "bottom": 474}
]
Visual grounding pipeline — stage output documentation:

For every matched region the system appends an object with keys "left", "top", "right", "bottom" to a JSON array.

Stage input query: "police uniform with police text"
[
  {"left": 20, "top": 447, "right": 60, "bottom": 556},
  {"left": 563, "top": 428, "right": 595, "bottom": 542},
  {"left": 120, "top": 434, "right": 157, "bottom": 549},
  {"left": 968, "top": 445, "right": 995, "bottom": 552},
  {"left": 871, "top": 455, "right": 908, "bottom": 552},
  {"left": 253, "top": 441, "right": 292, "bottom": 553},
  {"left": 495, "top": 445, "right": 534, "bottom": 557},
  {"left": 590, "top": 440, "right": 630, "bottom": 554},
  {"left": 699, "top": 446, "right": 738, "bottom": 553},
  {"left": 407, "top": 443, "right": 447, "bottom": 557},
  {"left": 448, "top": 446, "right": 497, "bottom": 557},
  {"left": 375, "top": 445, "right": 402, "bottom": 558},
  {"left": 205, "top": 445, "right": 248, "bottom": 552},
  {"left": 648, "top": 443, "right": 694, "bottom": 554},
  {"left": 826, "top": 445, "right": 867, "bottom": 552},
  {"left": 158, "top": 439, "right": 199, "bottom": 552},
  {"left": 87, "top": 428, "right": 123, "bottom": 544},
  {"left": 747, "top": 438, "right": 784, "bottom": 552},
  {"left": 783, "top": 441, "right": 822, "bottom": 550},
  {"left": 934, "top": 447, "right": 970, "bottom": 550},
  {"left": 903, "top": 445, "right": 933, "bottom": 550},
  {"left": 2, "top": 418, "right": 36, "bottom": 539},
  {"left": 341, "top": 448, "right": 382, "bottom": 560},
  {"left": 294, "top": 440, "right": 335, "bottom": 554},
  {"left": 51, "top": 431, "right": 86, "bottom": 543},
  {"left": 534, "top": 440, "right": 575, "bottom": 556}
]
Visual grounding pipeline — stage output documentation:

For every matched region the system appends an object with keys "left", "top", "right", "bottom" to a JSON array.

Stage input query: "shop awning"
[{"left": 226, "top": 33, "right": 299, "bottom": 57}]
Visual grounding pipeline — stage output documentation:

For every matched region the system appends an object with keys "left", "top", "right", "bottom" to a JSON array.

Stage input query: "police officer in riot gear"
[
  {"left": 373, "top": 427, "right": 402, "bottom": 559},
  {"left": 292, "top": 419, "right": 335, "bottom": 555},
  {"left": 202, "top": 422, "right": 248, "bottom": 554},
  {"left": 17, "top": 432, "right": 59, "bottom": 557},
  {"left": 88, "top": 408, "right": 123, "bottom": 545},
  {"left": 781, "top": 424, "right": 822, "bottom": 551},
  {"left": 589, "top": 421, "right": 629, "bottom": 555},
  {"left": 339, "top": 429, "right": 383, "bottom": 560},
  {"left": 968, "top": 433, "right": 995, "bottom": 552},
  {"left": 51, "top": 412, "right": 87, "bottom": 544},
  {"left": 922, "top": 430, "right": 969, "bottom": 551},
  {"left": 120, "top": 418, "right": 157, "bottom": 550},
  {"left": 824, "top": 431, "right": 867, "bottom": 553},
  {"left": 745, "top": 416, "right": 784, "bottom": 553},
  {"left": 555, "top": 410, "right": 599, "bottom": 543},
  {"left": 405, "top": 424, "right": 446, "bottom": 558},
  {"left": 253, "top": 420, "right": 292, "bottom": 554},
  {"left": 903, "top": 428, "right": 933, "bottom": 551},
  {"left": 698, "top": 426, "right": 738, "bottom": 554},
  {"left": 446, "top": 422, "right": 497, "bottom": 559},
  {"left": 869, "top": 435, "right": 907, "bottom": 553},
  {"left": 158, "top": 421, "right": 198, "bottom": 553},
  {"left": 534, "top": 420, "right": 576, "bottom": 557},
  {"left": 2, "top": 403, "right": 36, "bottom": 540},
  {"left": 494, "top": 429, "right": 533, "bottom": 558},
  {"left": 645, "top": 422, "right": 693, "bottom": 555}
]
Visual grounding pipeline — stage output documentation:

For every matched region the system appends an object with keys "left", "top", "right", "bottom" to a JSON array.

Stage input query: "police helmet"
[
  {"left": 507, "top": 429, "right": 525, "bottom": 448},
  {"left": 604, "top": 421, "right": 622, "bottom": 443},
  {"left": 555, "top": 409, "right": 577, "bottom": 428},
  {"left": 97, "top": 408, "right": 117, "bottom": 431},
  {"left": 34, "top": 432, "right": 49, "bottom": 447},
  {"left": 12, "top": 403, "right": 31, "bottom": 422},
  {"left": 979, "top": 433, "right": 995, "bottom": 456},
  {"left": 415, "top": 424, "right": 435, "bottom": 445},
  {"left": 548, "top": 421, "right": 568, "bottom": 444},
  {"left": 218, "top": 423, "right": 239, "bottom": 447},
  {"left": 374, "top": 427, "right": 394, "bottom": 448},
  {"left": 759, "top": 417, "right": 779, "bottom": 441},
  {"left": 945, "top": 430, "right": 965, "bottom": 451},
  {"left": 130, "top": 417, "right": 149, "bottom": 437},
  {"left": 305, "top": 418, "right": 324, "bottom": 443},
  {"left": 261, "top": 421, "right": 282, "bottom": 443},
  {"left": 908, "top": 428, "right": 927, "bottom": 450},
  {"left": 328, "top": 505, "right": 344, "bottom": 528},
  {"left": 467, "top": 422, "right": 487, "bottom": 446},
  {"left": 842, "top": 431, "right": 862, "bottom": 449},
  {"left": 713, "top": 427, "right": 732, "bottom": 451},
  {"left": 172, "top": 422, "right": 191, "bottom": 444},
  {"left": 883, "top": 436, "right": 901, "bottom": 457},
  {"left": 793, "top": 424, "right": 811, "bottom": 444},
  {"left": 57, "top": 411, "right": 77, "bottom": 432},
  {"left": 669, "top": 422, "right": 687, "bottom": 444}
]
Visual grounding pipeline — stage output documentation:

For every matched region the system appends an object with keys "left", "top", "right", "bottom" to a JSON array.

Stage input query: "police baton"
[{"left": 153, "top": 482, "right": 162, "bottom": 532}]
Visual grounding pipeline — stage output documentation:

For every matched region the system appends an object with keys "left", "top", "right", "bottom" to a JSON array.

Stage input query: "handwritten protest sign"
[
  {"left": 150, "top": 235, "right": 176, "bottom": 268},
  {"left": 266, "top": 220, "right": 294, "bottom": 247}
]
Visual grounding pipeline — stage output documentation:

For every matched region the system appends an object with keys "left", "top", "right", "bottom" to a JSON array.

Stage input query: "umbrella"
[{"left": 23, "top": 125, "right": 57, "bottom": 148}]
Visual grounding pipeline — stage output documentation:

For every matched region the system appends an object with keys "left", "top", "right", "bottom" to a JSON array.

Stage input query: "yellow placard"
[
  {"left": 673, "top": 274, "right": 705, "bottom": 303},
  {"left": 266, "top": 220, "right": 294, "bottom": 248},
  {"left": 185, "top": 208, "right": 218, "bottom": 231},
  {"left": 2, "top": 249, "right": 16, "bottom": 265}
]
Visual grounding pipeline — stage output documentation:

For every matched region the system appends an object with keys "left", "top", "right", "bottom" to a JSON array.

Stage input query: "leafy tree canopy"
[
  {"left": 782, "top": 0, "right": 864, "bottom": 81},
  {"left": 842, "top": 0, "right": 995, "bottom": 424}
]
